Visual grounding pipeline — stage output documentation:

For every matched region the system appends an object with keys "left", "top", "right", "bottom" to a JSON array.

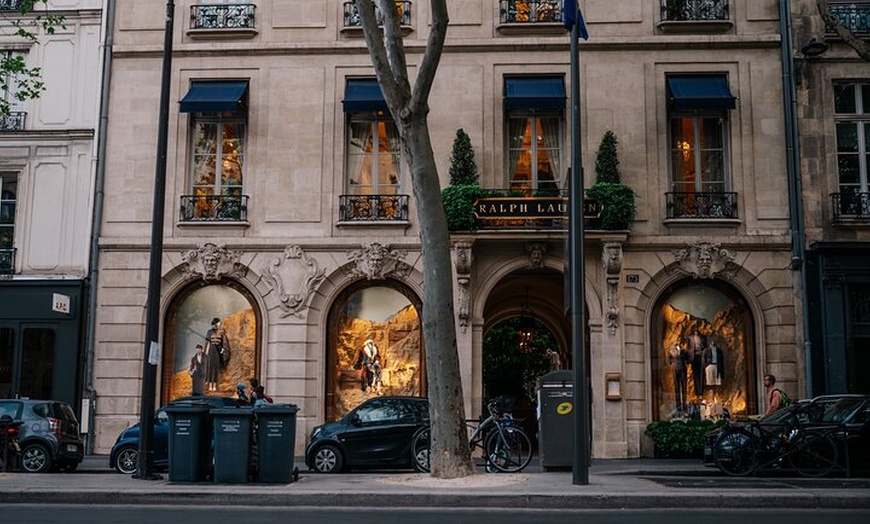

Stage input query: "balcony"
[
  {"left": 0, "top": 247, "right": 14, "bottom": 276},
  {"left": 0, "top": 0, "right": 22, "bottom": 11},
  {"left": 497, "top": 0, "right": 565, "bottom": 35},
  {"left": 831, "top": 191, "right": 870, "bottom": 224},
  {"left": 339, "top": 194, "right": 409, "bottom": 223},
  {"left": 827, "top": 1, "right": 870, "bottom": 36},
  {"left": 658, "top": 0, "right": 732, "bottom": 33},
  {"left": 180, "top": 194, "right": 248, "bottom": 222},
  {"left": 342, "top": 1, "right": 412, "bottom": 36},
  {"left": 666, "top": 192, "right": 738, "bottom": 220},
  {"left": 0, "top": 112, "right": 26, "bottom": 132},
  {"left": 188, "top": 3, "right": 257, "bottom": 39}
]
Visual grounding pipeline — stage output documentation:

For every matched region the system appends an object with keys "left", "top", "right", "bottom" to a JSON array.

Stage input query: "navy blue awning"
[
  {"left": 179, "top": 81, "right": 248, "bottom": 113},
  {"left": 667, "top": 75, "right": 736, "bottom": 111},
  {"left": 342, "top": 79, "right": 388, "bottom": 113},
  {"left": 505, "top": 77, "right": 565, "bottom": 111}
]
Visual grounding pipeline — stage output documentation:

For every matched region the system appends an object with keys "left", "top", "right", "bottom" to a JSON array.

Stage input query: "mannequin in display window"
[
  {"left": 687, "top": 328, "right": 706, "bottom": 395},
  {"left": 703, "top": 342, "right": 725, "bottom": 387},
  {"left": 668, "top": 344, "right": 691, "bottom": 413}
]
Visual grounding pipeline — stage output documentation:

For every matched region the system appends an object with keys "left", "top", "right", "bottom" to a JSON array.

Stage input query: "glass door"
[{"left": 0, "top": 324, "right": 56, "bottom": 400}]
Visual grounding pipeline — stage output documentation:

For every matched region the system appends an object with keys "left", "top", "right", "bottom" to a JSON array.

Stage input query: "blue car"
[{"left": 109, "top": 396, "right": 235, "bottom": 474}]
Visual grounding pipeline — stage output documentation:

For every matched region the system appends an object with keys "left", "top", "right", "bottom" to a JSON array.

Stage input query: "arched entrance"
[
  {"left": 651, "top": 279, "right": 756, "bottom": 421},
  {"left": 325, "top": 280, "right": 424, "bottom": 420},
  {"left": 162, "top": 280, "right": 260, "bottom": 403}
]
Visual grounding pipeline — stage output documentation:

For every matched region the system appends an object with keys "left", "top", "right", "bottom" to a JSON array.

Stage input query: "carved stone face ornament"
[{"left": 181, "top": 243, "right": 246, "bottom": 282}]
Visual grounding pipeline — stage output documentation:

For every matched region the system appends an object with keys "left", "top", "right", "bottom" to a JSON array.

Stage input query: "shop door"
[{"left": 0, "top": 323, "right": 56, "bottom": 400}]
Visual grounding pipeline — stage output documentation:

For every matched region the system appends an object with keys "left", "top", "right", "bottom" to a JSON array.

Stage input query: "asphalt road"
[{"left": 3, "top": 506, "right": 869, "bottom": 524}]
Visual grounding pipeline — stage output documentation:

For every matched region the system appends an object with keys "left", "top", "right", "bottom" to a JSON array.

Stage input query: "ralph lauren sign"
[{"left": 473, "top": 197, "right": 600, "bottom": 220}]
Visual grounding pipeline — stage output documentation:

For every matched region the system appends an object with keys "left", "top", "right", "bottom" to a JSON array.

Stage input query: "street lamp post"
[{"left": 135, "top": 0, "right": 175, "bottom": 480}]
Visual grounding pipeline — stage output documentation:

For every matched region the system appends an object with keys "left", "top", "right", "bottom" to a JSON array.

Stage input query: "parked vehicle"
[
  {"left": 0, "top": 399, "right": 84, "bottom": 473},
  {"left": 305, "top": 396, "right": 429, "bottom": 473},
  {"left": 109, "top": 395, "right": 236, "bottom": 474},
  {"left": 705, "top": 394, "right": 870, "bottom": 477}
]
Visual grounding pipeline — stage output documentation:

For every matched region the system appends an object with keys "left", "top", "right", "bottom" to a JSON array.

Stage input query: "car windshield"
[
  {"left": 352, "top": 399, "right": 422, "bottom": 424},
  {"left": 820, "top": 398, "right": 866, "bottom": 423}
]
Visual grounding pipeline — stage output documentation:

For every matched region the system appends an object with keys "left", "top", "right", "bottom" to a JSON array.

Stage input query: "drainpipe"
[
  {"left": 83, "top": 0, "right": 116, "bottom": 455},
  {"left": 779, "top": 0, "right": 813, "bottom": 398}
]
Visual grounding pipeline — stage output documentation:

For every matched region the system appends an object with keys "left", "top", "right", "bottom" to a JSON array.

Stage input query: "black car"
[
  {"left": 305, "top": 396, "right": 429, "bottom": 473},
  {"left": 0, "top": 399, "right": 84, "bottom": 473},
  {"left": 705, "top": 394, "right": 870, "bottom": 476},
  {"left": 109, "top": 395, "right": 236, "bottom": 474}
]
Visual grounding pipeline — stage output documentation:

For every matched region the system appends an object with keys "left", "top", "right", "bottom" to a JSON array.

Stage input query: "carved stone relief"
[
  {"left": 346, "top": 242, "right": 412, "bottom": 281},
  {"left": 602, "top": 242, "right": 623, "bottom": 335},
  {"left": 453, "top": 241, "right": 473, "bottom": 331},
  {"left": 525, "top": 242, "right": 548, "bottom": 269},
  {"left": 673, "top": 242, "right": 737, "bottom": 280},
  {"left": 261, "top": 245, "right": 326, "bottom": 318},
  {"left": 180, "top": 243, "right": 247, "bottom": 282}
]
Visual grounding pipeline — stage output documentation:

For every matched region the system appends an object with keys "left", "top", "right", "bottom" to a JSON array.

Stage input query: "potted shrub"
[
  {"left": 587, "top": 130, "right": 636, "bottom": 230},
  {"left": 442, "top": 129, "right": 483, "bottom": 231}
]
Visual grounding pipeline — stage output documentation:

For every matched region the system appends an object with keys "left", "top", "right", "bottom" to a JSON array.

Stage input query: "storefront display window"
[
  {"left": 327, "top": 284, "right": 423, "bottom": 420},
  {"left": 652, "top": 281, "right": 755, "bottom": 421},
  {"left": 163, "top": 284, "right": 257, "bottom": 402}
]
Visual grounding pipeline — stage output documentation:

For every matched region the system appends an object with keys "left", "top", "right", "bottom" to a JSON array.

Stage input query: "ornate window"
[
  {"left": 651, "top": 281, "right": 756, "bottom": 421},
  {"left": 505, "top": 77, "right": 565, "bottom": 193},
  {"left": 832, "top": 82, "right": 870, "bottom": 221}
]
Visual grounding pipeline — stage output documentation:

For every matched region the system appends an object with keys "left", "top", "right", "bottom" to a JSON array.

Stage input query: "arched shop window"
[
  {"left": 651, "top": 280, "right": 756, "bottom": 421},
  {"left": 162, "top": 282, "right": 258, "bottom": 402},
  {"left": 326, "top": 283, "right": 424, "bottom": 420}
]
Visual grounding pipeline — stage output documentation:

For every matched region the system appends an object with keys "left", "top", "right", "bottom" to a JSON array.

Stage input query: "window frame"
[
  {"left": 833, "top": 81, "right": 870, "bottom": 194},
  {"left": 505, "top": 110, "right": 564, "bottom": 193},
  {"left": 345, "top": 110, "right": 403, "bottom": 196},
  {"left": 668, "top": 111, "right": 731, "bottom": 194},
  {"left": 1, "top": 172, "right": 17, "bottom": 250}
]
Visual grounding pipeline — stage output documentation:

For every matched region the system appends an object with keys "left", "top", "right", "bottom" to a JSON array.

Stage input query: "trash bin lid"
[
  {"left": 164, "top": 403, "right": 211, "bottom": 414},
  {"left": 211, "top": 407, "right": 254, "bottom": 417},
  {"left": 253, "top": 404, "right": 298, "bottom": 414}
]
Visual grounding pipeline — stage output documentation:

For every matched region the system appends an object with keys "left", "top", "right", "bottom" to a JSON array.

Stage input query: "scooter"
[{"left": 0, "top": 414, "right": 22, "bottom": 472}]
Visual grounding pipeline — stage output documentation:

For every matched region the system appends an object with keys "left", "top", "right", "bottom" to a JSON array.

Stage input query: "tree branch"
[
  {"left": 411, "top": 0, "right": 448, "bottom": 113},
  {"left": 816, "top": 0, "right": 870, "bottom": 61}
]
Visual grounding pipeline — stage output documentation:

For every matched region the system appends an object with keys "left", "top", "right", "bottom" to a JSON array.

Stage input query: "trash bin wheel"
[{"left": 312, "top": 444, "right": 343, "bottom": 473}]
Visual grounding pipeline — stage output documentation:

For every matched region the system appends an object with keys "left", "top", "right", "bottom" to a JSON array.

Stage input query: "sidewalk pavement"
[{"left": 1, "top": 455, "right": 868, "bottom": 510}]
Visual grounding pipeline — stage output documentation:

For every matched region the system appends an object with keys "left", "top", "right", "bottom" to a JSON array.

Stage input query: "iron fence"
[
  {"left": 343, "top": 1, "right": 411, "bottom": 27},
  {"left": 339, "top": 194, "right": 409, "bottom": 222},
  {"left": 190, "top": 3, "right": 256, "bottom": 30},
  {"left": 499, "top": 0, "right": 563, "bottom": 24},
  {"left": 666, "top": 191, "right": 738, "bottom": 219},
  {"left": 661, "top": 0, "right": 729, "bottom": 21},
  {"left": 180, "top": 194, "right": 248, "bottom": 222}
]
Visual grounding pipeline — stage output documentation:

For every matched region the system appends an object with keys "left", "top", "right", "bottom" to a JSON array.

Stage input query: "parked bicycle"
[
  {"left": 712, "top": 417, "right": 841, "bottom": 477},
  {"left": 412, "top": 396, "right": 532, "bottom": 473}
]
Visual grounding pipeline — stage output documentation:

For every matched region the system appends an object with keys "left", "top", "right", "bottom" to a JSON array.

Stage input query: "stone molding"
[
  {"left": 672, "top": 241, "right": 737, "bottom": 280},
  {"left": 453, "top": 241, "right": 473, "bottom": 331},
  {"left": 346, "top": 242, "right": 412, "bottom": 281},
  {"left": 261, "top": 245, "right": 326, "bottom": 318},
  {"left": 180, "top": 242, "right": 247, "bottom": 282}
]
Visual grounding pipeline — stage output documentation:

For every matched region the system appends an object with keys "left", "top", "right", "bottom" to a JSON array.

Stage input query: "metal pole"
[
  {"left": 569, "top": 1, "right": 590, "bottom": 485},
  {"left": 135, "top": 0, "right": 174, "bottom": 480}
]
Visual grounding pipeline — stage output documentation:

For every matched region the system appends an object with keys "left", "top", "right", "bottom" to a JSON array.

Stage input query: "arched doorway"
[
  {"left": 325, "top": 280, "right": 424, "bottom": 420},
  {"left": 162, "top": 280, "right": 260, "bottom": 403},
  {"left": 651, "top": 279, "right": 756, "bottom": 421}
]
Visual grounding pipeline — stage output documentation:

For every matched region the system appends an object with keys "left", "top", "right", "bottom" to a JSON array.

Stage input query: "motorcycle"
[{"left": 0, "top": 414, "right": 22, "bottom": 472}]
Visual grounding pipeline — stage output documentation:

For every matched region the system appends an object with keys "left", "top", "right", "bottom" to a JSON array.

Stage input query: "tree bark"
[
  {"left": 816, "top": 0, "right": 870, "bottom": 61},
  {"left": 355, "top": 0, "right": 475, "bottom": 478}
]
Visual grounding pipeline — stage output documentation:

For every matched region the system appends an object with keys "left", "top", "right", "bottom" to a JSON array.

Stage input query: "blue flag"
[{"left": 562, "top": 0, "right": 589, "bottom": 40}]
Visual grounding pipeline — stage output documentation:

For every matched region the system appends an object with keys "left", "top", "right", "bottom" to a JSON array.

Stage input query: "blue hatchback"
[{"left": 109, "top": 396, "right": 236, "bottom": 474}]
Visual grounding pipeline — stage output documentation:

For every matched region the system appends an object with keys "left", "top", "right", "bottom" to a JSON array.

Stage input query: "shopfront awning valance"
[
  {"left": 667, "top": 75, "right": 736, "bottom": 111},
  {"left": 342, "top": 79, "right": 388, "bottom": 113},
  {"left": 179, "top": 81, "right": 248, "bottom": 113},
  {"left": 504, "top": 77, "right": 566, "bottom": 111}
]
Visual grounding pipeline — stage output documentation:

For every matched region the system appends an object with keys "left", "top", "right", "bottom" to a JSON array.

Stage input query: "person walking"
[{"left": 764, "top": 374, "right": 786, "bottom": 416}]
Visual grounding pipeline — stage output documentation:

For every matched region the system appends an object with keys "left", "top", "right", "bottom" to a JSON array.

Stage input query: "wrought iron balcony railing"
[
  {"left": 190, "top": 3, "right": 256, "bottom": 30},
  {"left": 828, "top": 1, "right": 870, "bottom": 36},
  {"left": 499, "top": 1, "right": 563, "bottom": 24},
  {"left": 0, "top": 0, "right": 22, "bottom": 11},
  {"left": 0, "top": 112, "right": 26, "bottom": 131},
  {"left": 339, "top": 194, "right": 409, "bottom": 222},
  {"left": 0, "top": 247, "right": 15, "bottom": 275},
  {"left": 666, "top": 191, "right": 738, "bottom": 219},
  {"left": 180, "top": 194, "right": 248, "bottom": 222},
  {"left": 343, "top": 1, "right": 411, "bottom": 28},
  {"left": 661, "top": 0, "right": 729, "bottom": 21},
  {"left": 831, "top": 191, "right": 870, "bottom": 222}
]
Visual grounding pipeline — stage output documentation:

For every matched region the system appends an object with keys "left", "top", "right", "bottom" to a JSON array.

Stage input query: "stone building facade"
[{"left": 91, "top": 0, "right": 804, "bottom": 458}]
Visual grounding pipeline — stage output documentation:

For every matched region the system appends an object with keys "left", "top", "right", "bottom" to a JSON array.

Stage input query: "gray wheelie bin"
[
  {"left": 211, "top": 407, "right": 253, "bottom": 483},
  {"left": 254, "top": 404, "right": 299, "bottom": 483},
  {"left": 165, "top": 403, "right": 211, "bottom": 482},
  {"left": 536, "top": 370, "right": 574, "bottom": 470}
]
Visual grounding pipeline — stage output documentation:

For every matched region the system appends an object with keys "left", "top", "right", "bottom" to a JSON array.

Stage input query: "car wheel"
[
  {"left": 21, "top": 443, "right": 53, "bottom": 473},
  {"left": 115, "top": 445, "right": 139, "bottom": 475},
  {"left": 411, "top": 428, "right": 430, "bottom": 473},
  {"left": 312, "top": 444, "right": 343, "bottom": 474}
]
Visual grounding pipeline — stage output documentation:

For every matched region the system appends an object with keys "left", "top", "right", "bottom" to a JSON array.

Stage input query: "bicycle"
[
  {"left": 712, "top": 418, "right": 841, "bottom": 477},
  {"left": 411, "top": 396, "right": 532, "bottom": 473}
]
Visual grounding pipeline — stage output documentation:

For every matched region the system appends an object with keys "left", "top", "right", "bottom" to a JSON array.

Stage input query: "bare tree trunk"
[
  {"left": 355, "top": 0, "right": 474, "bottom": 478},
  {"left": 816, "top": 0, "right": 870, "bottom": 61}
]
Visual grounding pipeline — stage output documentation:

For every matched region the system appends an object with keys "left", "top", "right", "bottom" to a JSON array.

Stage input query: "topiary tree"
[
  {"left": 448, "top": 128, "right": 479, "bottom": 185},
  {"left": 594, "top": 130, "right": 620, "bottom": 184}
]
